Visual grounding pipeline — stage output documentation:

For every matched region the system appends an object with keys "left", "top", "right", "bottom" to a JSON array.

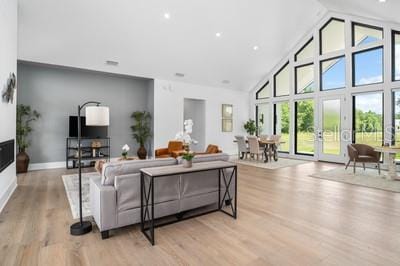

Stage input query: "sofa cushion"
[
  {"left": 177, "top": 153, "right": 230, "bottom": 164},
  {"left": 101, "top": 157, "right": 177, "bottom": 185},
  {"left": 115, "top": 173, "right": 180, "bottom": 212}
]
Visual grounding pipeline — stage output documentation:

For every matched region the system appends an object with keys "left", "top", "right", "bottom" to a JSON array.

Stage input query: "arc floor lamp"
[{"left": 70, "top": 101, "right": 109, "bottom": 236}]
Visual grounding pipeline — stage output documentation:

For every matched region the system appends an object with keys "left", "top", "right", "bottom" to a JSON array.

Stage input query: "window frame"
[
  {"left": 319, "top": 17, "right": 345, "bottom": 55},
  {"left": 221, "top": 104, "right": 233, "bottom": 132},
  {"left": 319, "top": 55, "right": 346, "bottom": 91},
  {"left": 273, "top": 61, "right": 290, "bottom": 97},
  {"left": 392, "top": 30, "right": 400, "bottom": 82},
  {"left": 295, "top": 37, "right": 314, "bottom": 62},
  {"left": 351, "top": 22, "right": 383, "bottom": 47},
  {"left": 294, "top": 99, "right": 314, "bottom": 156},
  {"left": 295, "top": 62, "right": 314, "bottom": 94},
  {"left": 255, "top": 81, "right": 270, "bottom": 100},
  {"left": 273, "top": 101, "right": 290, "bottom": 154},
  {"left": 392, "top": 90, "right": 397, "bottom": 145},
  {"left": 351, "top": 91, "right": 384, "bottom": 145},
  {"left": 351, "top": 45, "right": 384, "bottom": 87}
]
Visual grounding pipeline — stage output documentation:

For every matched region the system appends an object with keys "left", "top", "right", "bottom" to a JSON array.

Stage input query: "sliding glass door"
[
  {"left": 295, "top": 99, "right": 314, "bottom": 155},
  {"left": 274, "top": 101, "right": 290, "bottom": 152},
  {"left": 352, "top": 92, "right": 383, "bottom": 147}
]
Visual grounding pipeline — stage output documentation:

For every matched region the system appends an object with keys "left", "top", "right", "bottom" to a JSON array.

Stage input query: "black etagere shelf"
[{"left": 66, "top": 137, "right": 110, "bottom": 169}]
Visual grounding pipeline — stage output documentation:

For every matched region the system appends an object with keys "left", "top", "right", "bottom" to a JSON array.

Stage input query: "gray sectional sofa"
[{"left": 90, "top": 153, "right": 233, "bottom": 239}]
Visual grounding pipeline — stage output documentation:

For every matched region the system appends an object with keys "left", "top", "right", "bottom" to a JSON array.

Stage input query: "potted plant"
[
  {"left": 182, "top": 151, "right": 195, "bottom": 168},
  {"left": 243, "top": 119, "right": 259, "bottom": 135},
  {"left": 121, "top": 144, "right": 130, "bottom": 160},
  {"left": 16, "top": 104, "right": 41, "bottom": 173},
  {"left": 131, "top": 111, "right": 152, "bottom": 159}
]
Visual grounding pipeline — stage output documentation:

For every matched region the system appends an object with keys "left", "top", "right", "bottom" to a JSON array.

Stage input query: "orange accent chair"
[
  {"left": 155, "top": 141, "right": 185, "bottom": 158},
  {"left": 195, "top": 144, "right": 222, "bottom": 155}
]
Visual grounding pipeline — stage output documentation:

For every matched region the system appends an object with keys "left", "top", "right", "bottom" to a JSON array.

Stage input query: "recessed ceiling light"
[
  {"left": 378, "top": 0, "right": 386, "bottom": 2},
  {"left": 164, "top": 13, "right": 170, "bottom": 19},
  {"left": 175, "top": 73, "right": 185, "bottom": 77},
  {"left": 105, "top": 60, "right": 119, "bottom": 66},
  {"left": 253, "top": 46, "right": 259, "bottom": 51},
  {"left": 215, "top": 32, "right": 222, "bottom": 37}
]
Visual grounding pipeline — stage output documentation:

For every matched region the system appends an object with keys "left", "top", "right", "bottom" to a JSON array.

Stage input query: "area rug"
[
  {"left": 62, "top": 172, "right": 99, "bottom": 219},
  {"left": 310, "top": 168, "right": 400, "bottom": 193},
  {"left": 232, "top": 158, "right": 310, "bottom": 169}
]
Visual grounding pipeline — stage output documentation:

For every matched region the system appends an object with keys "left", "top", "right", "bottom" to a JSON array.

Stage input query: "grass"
[{"left": 278, "top": 132, "right": 384, "bottom": 155}]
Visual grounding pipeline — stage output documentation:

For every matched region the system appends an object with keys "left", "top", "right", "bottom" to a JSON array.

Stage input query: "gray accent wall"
[
  {"left": 17, "top": 63, "right": 152, "bottom": 164},
  {"left": 184, "top": 98, "right": 206, "bottom": 152}
]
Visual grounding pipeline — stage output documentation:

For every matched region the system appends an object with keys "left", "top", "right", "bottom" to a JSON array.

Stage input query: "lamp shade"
[{"left": 85, "top": 106, "right": 110, "bottom": 126}]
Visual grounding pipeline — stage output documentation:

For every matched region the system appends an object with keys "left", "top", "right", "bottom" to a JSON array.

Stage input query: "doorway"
[
  {"left": 317, "top": 95, "right": 345, "bottom": 163},
  {"left": 183, "top": 98, "right": 206, "bottom": 152}
]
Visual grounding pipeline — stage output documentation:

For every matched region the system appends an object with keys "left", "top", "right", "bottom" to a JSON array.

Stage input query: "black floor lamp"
[{"left": 70, "top": 101, "right": 109, "bottom": 236}]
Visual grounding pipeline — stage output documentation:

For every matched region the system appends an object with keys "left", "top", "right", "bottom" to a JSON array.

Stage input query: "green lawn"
[{"left": 279, "top": 132, "right": 384, "bottom": 155}]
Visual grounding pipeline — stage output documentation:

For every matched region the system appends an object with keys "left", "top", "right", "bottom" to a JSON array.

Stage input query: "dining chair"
[
  {"left": 259, "top": 135, "right": 270, "bottom": 142},
  {"left": 234, "top": 135, "right": 249, "bottom": 159},
  {"left": 248, "top": 136, "right": 264, "bottom": 161}
]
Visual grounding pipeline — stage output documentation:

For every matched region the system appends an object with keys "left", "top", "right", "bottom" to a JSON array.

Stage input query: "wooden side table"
[{"left": 374, "top": 147, "right": 400, "bottom": 181}]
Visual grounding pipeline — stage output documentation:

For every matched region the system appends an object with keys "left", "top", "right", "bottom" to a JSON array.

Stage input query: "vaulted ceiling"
[
  {"left": 17, "top": 0, "right": 398, "bottom": 92},
  {"left": 318, "top": 0, "right": 400, "bottom": 24}
]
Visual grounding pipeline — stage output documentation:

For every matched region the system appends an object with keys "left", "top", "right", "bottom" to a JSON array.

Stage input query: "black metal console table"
[{"left": 140, "top": 160, "right": 237, "bottom": 245}]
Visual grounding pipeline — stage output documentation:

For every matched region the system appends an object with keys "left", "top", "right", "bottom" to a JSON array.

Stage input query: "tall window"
[
  {"left": 320, "top": 56, "right": 346, "bottom": 91},
  {"left": 295, "top": 63, "right": 314, "bottom": 94},
  {"left": 295, "top": 38, "right": 314, "bottom": 62},
  {"left": 256, "top": 103, "right": 270, "bottom": 136},
  {"left": 352, "top": 23, "right": 383, "bottom": 47},
  {"left": 295, "top": 99, "right": 314, "bottom": 155},
  {"left": 274, "top": 102, "right": 290, "bottom": 152},
  {"left": 320, "top": 18, "right": 345, "bottom": 55},
  {"left": 353, "top": 47, "right": 383, "bottom": 87},
  {"left": 274, "top": 62, "right": 290, "bottom": 97},
  {"left": 392, "top": 91, "right": 400, "bottom": 146},
  {"left": 256, "top": 81, "right": 270, "bottom": 99},
  {"left": 393, "top": 31, "right": 400, "bottom": 81},
  {"left": 353, "top": 92, "right": 383, "bottom": 147}
]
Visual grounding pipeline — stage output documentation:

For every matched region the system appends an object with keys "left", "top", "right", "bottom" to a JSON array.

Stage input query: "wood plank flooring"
[{"left": 1, "top": 161, "right": 400, "bottom": 265}]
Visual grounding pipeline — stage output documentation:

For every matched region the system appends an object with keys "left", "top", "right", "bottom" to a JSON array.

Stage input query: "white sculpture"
[{"left": 175, "top": 119, "right": 198, "bottom": 144}]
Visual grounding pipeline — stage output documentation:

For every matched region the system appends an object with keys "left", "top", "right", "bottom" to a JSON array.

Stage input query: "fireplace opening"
[{"left": 0, "top": 139, "right": 15, "bottom": 173}]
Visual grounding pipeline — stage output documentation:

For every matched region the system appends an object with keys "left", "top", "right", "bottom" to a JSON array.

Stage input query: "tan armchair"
[
  {"left": 195, "top": 144, "right": 222, "bottom": 155},
  {"left": 155, "top": 141, "right": 185, "bottom": 158},
  {"left": 345, "top": 144, "right": 381, "bottom": 174}
]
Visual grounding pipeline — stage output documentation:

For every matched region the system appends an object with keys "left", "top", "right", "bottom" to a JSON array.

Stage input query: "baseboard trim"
[
  {"left": 0, "top": 177, "right": 17, "bottom": 214},
  {"left": 29, "top": 161, "right": 65, "bottom": 171}
]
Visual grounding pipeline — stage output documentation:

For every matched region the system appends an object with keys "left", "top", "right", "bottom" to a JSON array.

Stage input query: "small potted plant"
[
  {"left": 121, "top": 144, "right": 130, "bottom": 160},
  {"left": 182, "top": 151, "right": 195, "bottom": 168},
  {"left": 243, "top": 119, "right": 259, "bottom": 136}
]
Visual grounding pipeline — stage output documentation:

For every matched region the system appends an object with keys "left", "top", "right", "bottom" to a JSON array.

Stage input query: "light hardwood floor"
[{"left": 1, "top": 162, "right": 400, "bottom": 265}]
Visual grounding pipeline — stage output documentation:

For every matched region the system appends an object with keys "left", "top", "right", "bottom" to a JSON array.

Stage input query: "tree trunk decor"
[
  {"left": 137, "top": 146, "right": 147, "bottom": 159},
  {"left": 16, "top": 151, "right": 29, "bottom": 173},
  {"left": 16, "top": 104, "right": 41, "bottom": 173},
  {"left": 131, "top": 111, "right": 152, "bottom": 160}
]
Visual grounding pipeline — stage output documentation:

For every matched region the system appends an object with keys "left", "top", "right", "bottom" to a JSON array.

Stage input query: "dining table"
[{"left": 234, "top": 138, "right": 284, "bottom": 163}]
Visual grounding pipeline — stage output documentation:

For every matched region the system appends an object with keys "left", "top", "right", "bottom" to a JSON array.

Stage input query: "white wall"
[
  {"left": 153, "top": 80, "right": 249, "bottom": 155},
  {"left": 0, "top": 0, "right": 17, "bottom": 213}
]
